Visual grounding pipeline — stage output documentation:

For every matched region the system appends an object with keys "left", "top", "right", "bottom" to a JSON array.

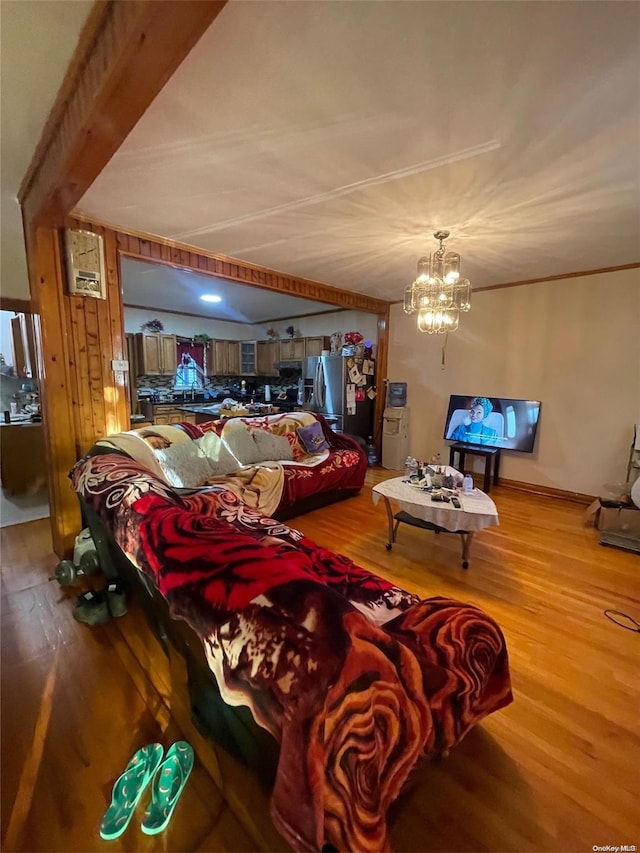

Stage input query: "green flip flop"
[
  {"left": 141, "top": 741, "right": 194, "bottom": 835},
  {"left": 99, "top": 743, "right": 164, "bottom": 840}
]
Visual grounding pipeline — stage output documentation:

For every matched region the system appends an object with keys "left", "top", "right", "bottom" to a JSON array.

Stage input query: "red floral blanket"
[{"left": 71, "top": 450, "right": 512, "bottom": 852}]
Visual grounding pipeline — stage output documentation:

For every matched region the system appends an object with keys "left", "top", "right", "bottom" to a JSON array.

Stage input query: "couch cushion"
[
  {"left": 253, "top": 429, "right": 294, "bottom": 462},
  {"left": 297, "top": 421, "right": 330, "bottom": 455},
  {"left": 154, "top": 441, "right": 214, "bottom": 488},
  {"left": 195, "top": 431, "right": 240, "bottom": 475},
  {"left": 220, "top": 421, "right": 264, "bottom": 465}
]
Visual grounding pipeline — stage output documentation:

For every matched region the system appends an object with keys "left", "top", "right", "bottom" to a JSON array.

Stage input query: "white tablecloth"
[{"left": 372, "top": 475, "right": 499, "bottom": 533}]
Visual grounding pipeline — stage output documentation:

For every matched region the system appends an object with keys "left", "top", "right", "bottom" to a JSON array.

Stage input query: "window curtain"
[{"left": 175, "top": 341, "right": 205, "bottom": 388}]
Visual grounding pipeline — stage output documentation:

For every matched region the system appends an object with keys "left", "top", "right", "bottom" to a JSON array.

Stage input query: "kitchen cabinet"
[
  {"left": 0, "top": 423, "right": 47, "bottom": 495},
  {"left": 206, "top": 340, "right": 240, "bottom": 376},
  {"left": 256, "top": 340, "right": 279, "bottom": 376},
  {"left": 135, "top": 333, "right": 177, "bottom": 376},
  {"left": 10, "top": 314, "right": 37, "bottom": 378},
  {"left": 279, "top": 338, "right": 306, "bottom": 361},
  {"left": 239, "top": 341, "right": 257, "bottom": 375},
  {"left": 152, "top": 405, "right": 196, "bottom": 426},
  {"left": 304, "top": 336, "right": 330, "bottom": 357},
  {"left": 228, "top": 342, "right": 240, "bottom": 375}
]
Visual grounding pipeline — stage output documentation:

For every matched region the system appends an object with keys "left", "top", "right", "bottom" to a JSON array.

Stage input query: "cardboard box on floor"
[{"left": 597, "top": 505, "right": 640, "bottom": 536}]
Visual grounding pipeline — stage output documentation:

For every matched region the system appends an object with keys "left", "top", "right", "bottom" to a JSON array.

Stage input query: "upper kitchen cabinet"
[
  {"left": 239, "top": 341, "right": 257, "bottom": 375},
  {"left": 10, "top": 313, "right": 38, "bottom": 378},
  {"left": 304, "top": 336, "right": 330, "bottom": 358},
  {"left": 279, "top": 338, "right": 306, "bottom": 361},
  {"left": 256, "top": 340, "right": 279, "bottom": 376},
  {"left": 135, "top": 333, "right": 177, "bottom": 376},
  {"left": 207, "top": 340, "right": 240, "bottom": 376}
]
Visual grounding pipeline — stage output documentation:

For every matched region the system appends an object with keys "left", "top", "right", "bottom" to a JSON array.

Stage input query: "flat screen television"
[{"left": 443, "top": 395, "right": 542, "bottom": 453}]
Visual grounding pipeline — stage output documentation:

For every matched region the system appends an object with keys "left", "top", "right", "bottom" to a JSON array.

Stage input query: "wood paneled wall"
[{"left": 65, "top": 218, "right": 129, "bottom": 453}]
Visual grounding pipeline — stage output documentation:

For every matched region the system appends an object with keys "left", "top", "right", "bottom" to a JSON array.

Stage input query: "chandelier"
[{"left": 403, "top": 230, "right": 471, "bottom": 334}]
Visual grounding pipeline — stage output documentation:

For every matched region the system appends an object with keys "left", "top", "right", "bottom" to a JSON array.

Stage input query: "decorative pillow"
[
  {"left": 258, "top": 413, "right": 316, "bottom": 461},
  {"left": 154, "top": 441, "right": 214, "bottom": 488},
  {"left": 195, "top": 431, "right": 240, "bottom": 475},
  {"left": 252, "top": 429, "right": 294, "bottom": 462},
  {"left": 296, "top": 421, "right": 330, "bottom": 455},
  {"left": 219, "top": 421, "right": 263, "bottom": 466}
]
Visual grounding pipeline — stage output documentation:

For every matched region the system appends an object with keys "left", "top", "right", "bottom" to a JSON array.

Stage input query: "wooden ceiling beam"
[{"left": 19, "top": 0, "right": 227, "bottom": 226}]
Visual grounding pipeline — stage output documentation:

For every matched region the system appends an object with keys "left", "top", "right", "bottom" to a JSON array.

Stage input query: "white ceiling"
[
  {"left": 0, "top": 0, "right": 93, "bottom": 299},
  {"left": 121, "top": 256, "right": 343, "bottom": 323},
  {"left": 78, "top": 0, "right": 639, "bottom": 303}
]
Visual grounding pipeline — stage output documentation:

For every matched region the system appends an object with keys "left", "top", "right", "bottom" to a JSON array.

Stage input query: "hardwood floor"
[{"left": 1, "top": 473, "right": 639, "bottom": 852}]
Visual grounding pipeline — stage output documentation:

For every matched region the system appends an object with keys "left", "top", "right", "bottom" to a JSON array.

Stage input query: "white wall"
[
  {"left": 261, "top": 310, "right": 379, "bottom": 348},
  {"left": 124, "top": 307, "right": 261, "bottom": 340},
  {"left": 126, "top": 306, "right": 380, "bottom": 349},
  {"left": 386, "top": 268, "right": 640, "bottom": 496}
]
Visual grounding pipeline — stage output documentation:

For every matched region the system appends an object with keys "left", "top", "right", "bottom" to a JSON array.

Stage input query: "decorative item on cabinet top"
[{"left": 141, "top": 318, "right": 165, "bottom": 333}]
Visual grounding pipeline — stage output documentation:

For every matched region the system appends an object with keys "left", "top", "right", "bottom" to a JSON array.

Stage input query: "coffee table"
[{"left": 372, "top": 473, "right": 499, "bottom": 568}]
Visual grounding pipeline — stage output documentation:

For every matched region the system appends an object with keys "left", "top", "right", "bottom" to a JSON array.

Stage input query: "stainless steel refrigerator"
[{"left": 304, "top": 355, "right": 374, "bottom": 440}]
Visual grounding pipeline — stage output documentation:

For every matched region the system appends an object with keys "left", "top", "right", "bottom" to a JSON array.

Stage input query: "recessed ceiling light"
[{"left": 200, "top": 294, "right": 221, "bottom": 303}]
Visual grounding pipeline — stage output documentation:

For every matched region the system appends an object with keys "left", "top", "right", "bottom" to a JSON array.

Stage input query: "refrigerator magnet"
[
  {"left": 355, "top": 388, "right": 365, "bottom": 402},
  {"left": 349, "top": 365, "right": 361, "bottom": 383}
]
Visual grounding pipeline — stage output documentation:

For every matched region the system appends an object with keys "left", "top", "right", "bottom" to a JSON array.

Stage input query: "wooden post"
[{"left": 25, "top": 225, "right": 80, "bottom": 556}]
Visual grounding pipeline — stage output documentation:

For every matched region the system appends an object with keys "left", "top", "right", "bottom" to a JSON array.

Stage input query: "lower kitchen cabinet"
[
  {"left": 152, "top": 405, "right": 196, "bottom": 425},
  {"left": 0, "top": 423, "right": 47, "bottom": 495}
]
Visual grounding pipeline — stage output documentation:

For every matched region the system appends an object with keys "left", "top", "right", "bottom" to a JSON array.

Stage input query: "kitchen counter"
[
  {"left": 178, "top": 404, "right": 283, "bottom": 425},
  {"left": 0, "top": 416, "right": 42, "bottom": 426}
]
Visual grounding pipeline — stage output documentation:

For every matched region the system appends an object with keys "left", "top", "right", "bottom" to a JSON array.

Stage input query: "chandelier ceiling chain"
[{"left": 403, "top": 231, "right": 471, "bottom": 334}]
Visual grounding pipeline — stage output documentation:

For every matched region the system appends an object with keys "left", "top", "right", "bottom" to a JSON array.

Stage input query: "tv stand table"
[
  {"left": 448, "top": 443, "right": 501, "bottom": 493},
  {"left": 372, "top": 474, "right": 499, "bottom": 569}
]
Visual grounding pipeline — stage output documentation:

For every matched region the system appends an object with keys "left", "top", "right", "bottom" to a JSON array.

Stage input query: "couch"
[
  {"left": 70, "top": 412, "right": 513, "bottom": 852},
  {"left": 93, "top": 411, "right": 367, "bottom": 521}
]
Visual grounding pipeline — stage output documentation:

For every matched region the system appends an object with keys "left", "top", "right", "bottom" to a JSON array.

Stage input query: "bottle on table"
[{"left": 463, "top": 474, "right": 474, "bottom": 494}]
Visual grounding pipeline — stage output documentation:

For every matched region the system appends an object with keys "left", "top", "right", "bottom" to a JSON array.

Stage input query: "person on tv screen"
[{"left": 450, "top": 397, "right": 498, "bottom": 446}]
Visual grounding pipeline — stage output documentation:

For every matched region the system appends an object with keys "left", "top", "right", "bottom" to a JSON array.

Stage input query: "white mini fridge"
[{"left": 382, "top": 407, "right": 410, "bottom": 470}]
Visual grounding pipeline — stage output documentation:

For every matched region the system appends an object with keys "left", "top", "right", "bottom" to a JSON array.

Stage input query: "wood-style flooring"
[{"left": 1, "top": 471, "right": 639, "bottom": 852}]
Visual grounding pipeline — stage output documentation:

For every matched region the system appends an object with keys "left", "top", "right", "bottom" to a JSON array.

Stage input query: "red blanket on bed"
[{"left": 72, "top": 450, "right": 512, "bottom": 852}]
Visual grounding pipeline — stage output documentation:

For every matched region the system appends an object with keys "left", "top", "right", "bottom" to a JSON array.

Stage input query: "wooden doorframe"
[{"left": 0, "top": 297, "right": 32, "bottom": 313}]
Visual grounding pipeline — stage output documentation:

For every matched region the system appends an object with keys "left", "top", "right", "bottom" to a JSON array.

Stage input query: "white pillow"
[
  {"left": 220, "top": 422, "right": 263, "bottom": 466},
  {"left": 195, "top": 431, "right": 241, "bottom": 475},
  {"left": 154, "top": 441, "right": 214, "bottom": 488},
  {"left": 252, "top": 429, "right": 293, "bottom": 462}
]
